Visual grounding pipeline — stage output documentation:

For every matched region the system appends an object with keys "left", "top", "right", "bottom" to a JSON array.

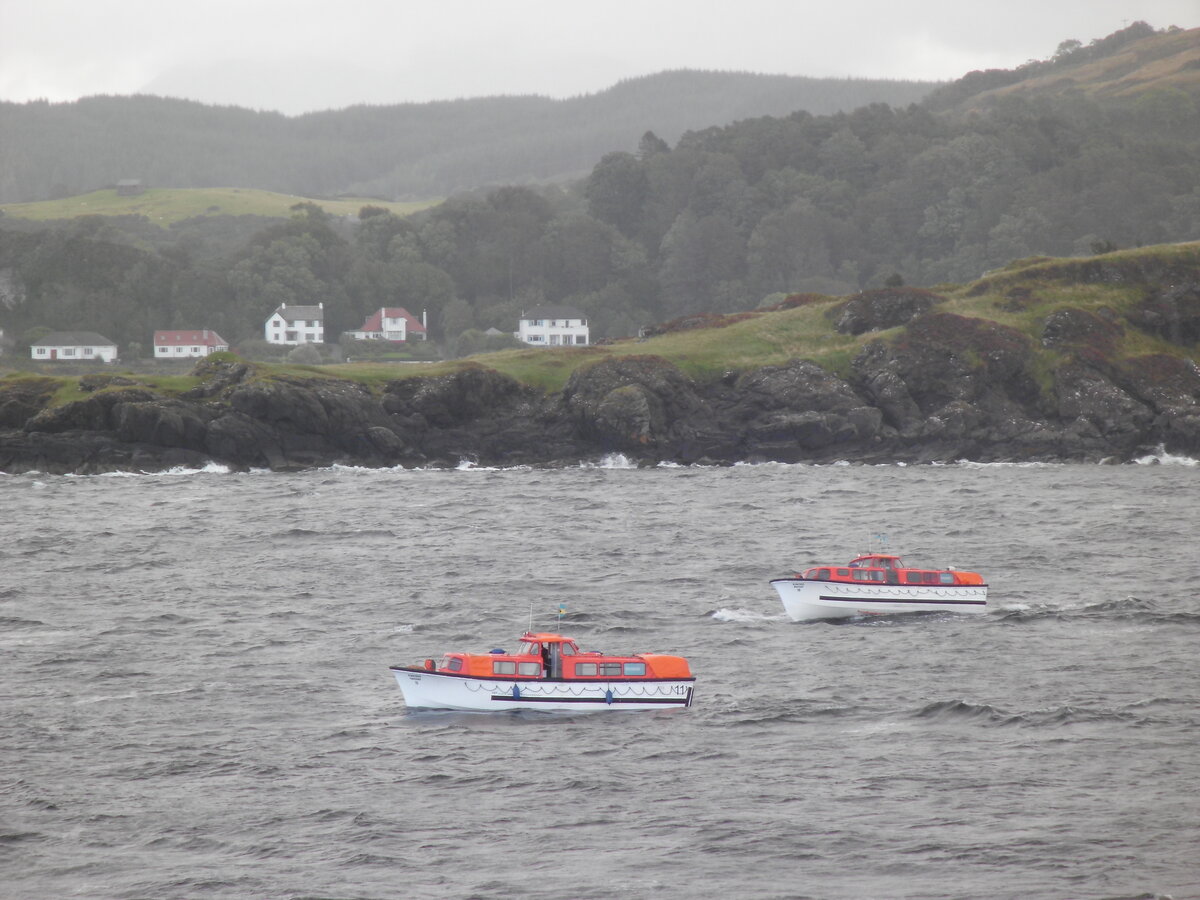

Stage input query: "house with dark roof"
[
  {"left": 265, "top": 302, "right": 324, "bottom": 345},
  {"left": 344, "top": 307, "right": 427, "bottom": 342},
  {"left": 31, "top": 331, "right": 118, "bottom": 362},
  {"left": 516, "top": 304, "right": 589, "bottom": 347},
  {"left": 153, "top": 329, "right": 229, "bottom": 358}
]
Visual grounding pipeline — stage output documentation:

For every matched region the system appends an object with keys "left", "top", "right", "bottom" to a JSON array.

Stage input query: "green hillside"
[
  {"left": 335, "top": 240, "right": 1200, "bottom": 393},
  {"left": 0, "top": 187, "right": 436, "bottom": 227}
]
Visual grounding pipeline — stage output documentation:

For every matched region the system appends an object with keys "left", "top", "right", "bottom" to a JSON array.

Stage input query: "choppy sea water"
[{"left": 2, "top": 455, "right": 1198, "bottom": 900}]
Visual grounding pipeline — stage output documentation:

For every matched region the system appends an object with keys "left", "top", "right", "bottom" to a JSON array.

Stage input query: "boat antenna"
[{"left": 528, "top": 601, "right": 534, "bottom": 634}]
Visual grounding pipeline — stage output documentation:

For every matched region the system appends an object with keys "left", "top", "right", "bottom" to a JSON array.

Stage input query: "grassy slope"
[
  {"left": 6, "top": 241, "right": 1198, "bottom": 404},
  {"left": 343, "top": 242, "right": 1198, "bottom": 393},
  {"left": 0, "top": 187, "right": 437, "bottom": 227},
  {"left": 971, "top": 26, "right": 1200, "bottom": 105}
]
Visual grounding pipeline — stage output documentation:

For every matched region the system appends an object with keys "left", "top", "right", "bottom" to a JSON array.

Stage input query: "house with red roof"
[
  {"left": 153, "top": 329, "right": 230, "bottom": 359},
  {"left": 344, "top": 307, "right": 427, "bottom": 342}
]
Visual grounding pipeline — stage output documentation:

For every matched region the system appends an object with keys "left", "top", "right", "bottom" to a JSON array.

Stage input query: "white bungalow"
[
  {"left": 516, "top": 305, "right": 589, "bottom": 347},
  {"left": 344, "top": 307, "right": 427, "bottom": 342},
  {"left": 153, "top": 329, "right": 230, "bottom": 358},
  {"left": 265, "top": 302, "right": 324, "bottom": 345},
  {"left": 31, "top": 331, "right": 119, "bottom": 363}
]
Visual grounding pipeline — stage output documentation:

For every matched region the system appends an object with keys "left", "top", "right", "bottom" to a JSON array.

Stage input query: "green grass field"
[{"left": 0, "top": 187, "right": 438, "bottom": 226}]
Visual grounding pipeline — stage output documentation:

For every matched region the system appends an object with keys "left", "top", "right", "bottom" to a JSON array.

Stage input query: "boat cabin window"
[
  {"left": 939, "top": 572, "right": 955, "bottom": 584},
  {"left": 599, "top": 663, "right": 622, "bottom": 676},
  {"left": 517, "top": 641, "right": 539, "bottom": 656},
  {"left": 852, "top": 569, "right": 884, "bottom": 582},
  {"left": 560, "top": 643, "right": 576, "bottom": 656},
  {"left": 904, "top": 572, "right": 922, "bottom": 584},
  {"left": 493, "top": 660, "right": 517, "bottom": 675},
  {"left": 518, "top": 662, "right": 541, "bottom": 676},
  {"left": 836, "top": 568, "right": 850, "bottom": 577},
  {"left": 441, "top": 656, "right": 463, "bottom": 672},
  {"left": 575, "top": 662, "right": 597, "bottom": 676},
  {"left": 623, "top": 662, "right": 646, "bottom": 676},
  {"left": 815, "top": 568, "right": 831, "bottom": 580}
]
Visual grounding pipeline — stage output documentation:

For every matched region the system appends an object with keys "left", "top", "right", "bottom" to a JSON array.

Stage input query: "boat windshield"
[{"left": 517, "top": 641, "right": 538, "bottom": 656}]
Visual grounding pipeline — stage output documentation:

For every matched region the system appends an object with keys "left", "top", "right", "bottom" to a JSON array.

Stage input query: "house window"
[
  {"left": 62, "top": 348, "right": 75, "bottom": 356},
  {"left": 575, "top": 335, "right": 587, "bottom": 345},
  {"left": 35, "top": 348, "right": 46, "bottom": 356}
]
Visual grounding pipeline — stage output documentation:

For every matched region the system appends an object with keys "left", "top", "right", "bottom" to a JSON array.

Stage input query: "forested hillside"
[
  {"left": 0, "top": 70, "right": 934, "bottom": 204},
  {"left": 1, "top": 22, "right": 1197, "bottom": 359}
]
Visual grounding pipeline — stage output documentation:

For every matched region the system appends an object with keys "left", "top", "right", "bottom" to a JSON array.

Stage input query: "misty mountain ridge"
[{"left": 0, "top": 69, "right": 935, "bottom": 204}]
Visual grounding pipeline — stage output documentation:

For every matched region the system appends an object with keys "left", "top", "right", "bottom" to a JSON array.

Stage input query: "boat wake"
[{"left": 709, "top": 607, "right": 785, "bottom": 624}]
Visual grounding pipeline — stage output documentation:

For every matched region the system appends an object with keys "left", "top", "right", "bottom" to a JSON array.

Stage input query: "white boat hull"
[
  {"left": 391, "top": 667, "right": 696, "bottom": 712},
  {"left": 771, "top": 577, "right": 988, "bottom": 621}
]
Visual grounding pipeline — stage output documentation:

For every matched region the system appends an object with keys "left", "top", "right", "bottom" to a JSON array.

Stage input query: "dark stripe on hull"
[
  {"left": 490, "top": 694, "right": 690, "bottom": 705},
  {"left": 818, "top": 595, "right": 987, "bottom": 607},
  {"left": 389, "top": 666, "right": 696, "bottom": 686}
]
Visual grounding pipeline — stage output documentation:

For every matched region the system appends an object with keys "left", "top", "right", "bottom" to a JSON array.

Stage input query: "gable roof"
[
  {"left": 154, "top": 329, "right": 228, "bottom": 346},
  {"left": 270, "top": 304, "right": 324, "bottom": 323},
  {"left": 358, "top": 307, "right": 426, "bottom": 334},
  {"left": 32, "top": 331, "right": 117, "bottom": 347},
  {"left": 520, "top": 304, "right": 586, "bottom": 321}
]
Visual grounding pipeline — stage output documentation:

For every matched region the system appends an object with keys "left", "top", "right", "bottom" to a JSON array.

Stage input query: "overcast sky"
[{"left": 2, "top": 0, "right": 1197, "bottom": 115}]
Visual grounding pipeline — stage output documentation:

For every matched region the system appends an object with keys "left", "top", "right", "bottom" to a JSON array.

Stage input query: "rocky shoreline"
[{"left": 3, "top": 304, "right": 1199, "bottom": 474}]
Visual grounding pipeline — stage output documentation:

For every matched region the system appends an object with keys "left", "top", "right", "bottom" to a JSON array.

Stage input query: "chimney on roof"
[
  {"left": 318, "top": 302, "right": 323, "bottom": 309},
  {"left": 422, "top": 309, "right": 427, "bottom": 328}
]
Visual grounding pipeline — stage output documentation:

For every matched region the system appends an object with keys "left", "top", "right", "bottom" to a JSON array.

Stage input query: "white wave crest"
[
  {"left": 1133, "top": 445, "right": 1199, "bottom": 466},
  {"left": 710, "top": 607, "right": 782, "bottom": 623}
]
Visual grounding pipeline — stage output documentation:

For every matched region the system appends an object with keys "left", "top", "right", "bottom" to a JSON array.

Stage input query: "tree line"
[{"left": 1, "top": 23, "right": 1197, "bottom": 360}]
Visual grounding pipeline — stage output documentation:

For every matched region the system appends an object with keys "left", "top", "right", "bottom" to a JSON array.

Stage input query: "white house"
[
  {"left": 265, "top": 302, "right": 324, "bottom": 345},
  {"left": 153, "top": 329, "right": 229, "bottom": 358},
  {"left": 516, "top": 305, "right": 589, "bottom": 347},
  {"left": 344, "top": 307, "right": 427, "bottom": 342},
  {"left": 31, "top": 331, "right": 119, "bottom": 362}
]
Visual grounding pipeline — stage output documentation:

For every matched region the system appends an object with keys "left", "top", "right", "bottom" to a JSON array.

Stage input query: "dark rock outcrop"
[
  {"left": 830, "top": 288, "right": 943, "bottom": 335},
  {"left": 1041, "top": 306, "right": 1124, "bottom": 354},
  {"left": 1127, "top": 281, "right": 1200, "bottom": 346},
  {"left": 2, "top": 329, "right": 1198, "bottom": 473}
]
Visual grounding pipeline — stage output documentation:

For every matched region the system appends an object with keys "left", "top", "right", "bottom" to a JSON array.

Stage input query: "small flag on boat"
[{"left": 557, "top": 603, "right": 566, "bottom": 621}]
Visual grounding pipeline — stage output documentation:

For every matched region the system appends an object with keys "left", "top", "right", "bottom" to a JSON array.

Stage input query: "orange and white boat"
[
  {"left": 390, "top": 632, "right": 696, "bottom": 711},
  {"left": 770, "top": 553, "right": 988, "bottom": 621}
]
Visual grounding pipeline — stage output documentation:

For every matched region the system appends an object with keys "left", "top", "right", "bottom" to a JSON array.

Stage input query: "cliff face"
[{"left": 2, "top": 312, "right": 1198, "bottom": 474}]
